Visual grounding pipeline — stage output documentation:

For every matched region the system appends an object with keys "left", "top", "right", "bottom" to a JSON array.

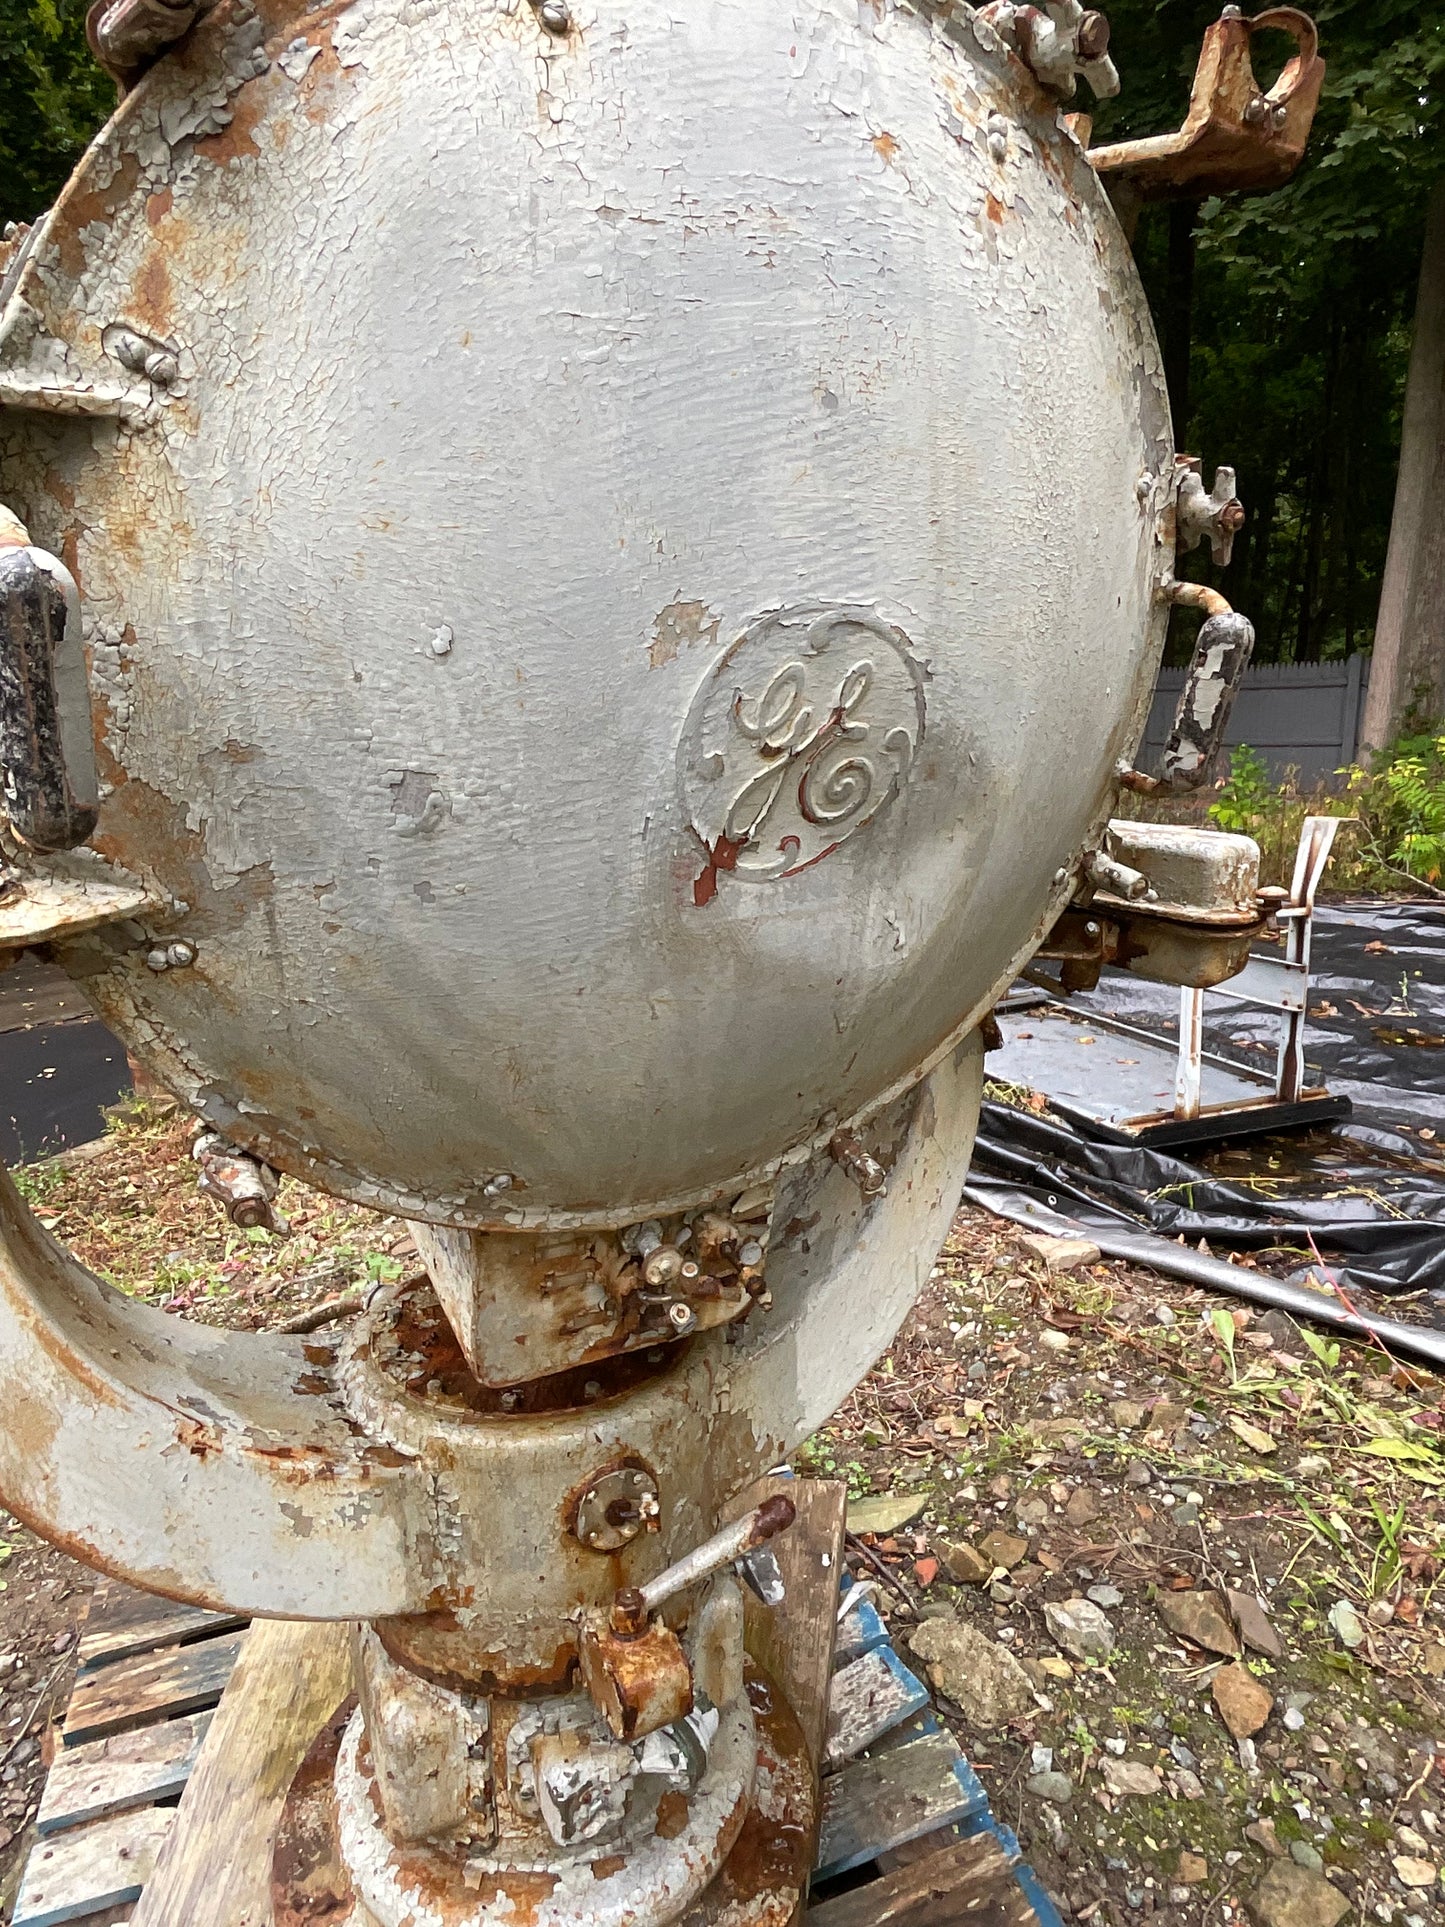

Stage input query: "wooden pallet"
[
  {"left": 12, "top": 1583, "right": 250, "bottom": 1927},
  {"left": 15, "top": 1495, "right": 1062, "bottom": 1927}
]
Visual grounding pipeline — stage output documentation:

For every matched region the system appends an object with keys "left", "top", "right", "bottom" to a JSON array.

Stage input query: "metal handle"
[{"left": 0, "top": 517, "right": 100, "bottom": 853}]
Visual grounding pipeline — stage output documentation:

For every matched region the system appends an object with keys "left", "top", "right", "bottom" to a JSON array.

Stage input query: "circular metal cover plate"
[{"left": 0, "top": 0, "right": 1171, "bottom": 1225}]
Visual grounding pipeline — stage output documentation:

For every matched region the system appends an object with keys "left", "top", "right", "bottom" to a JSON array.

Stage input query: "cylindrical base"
[{"left": 273, "top": 1670, "right": 815, "bottom": 1927}]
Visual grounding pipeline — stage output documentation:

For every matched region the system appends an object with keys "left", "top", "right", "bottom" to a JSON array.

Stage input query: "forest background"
[{"left": 1, "top": 0, "right": 1442, "bottom": 680}]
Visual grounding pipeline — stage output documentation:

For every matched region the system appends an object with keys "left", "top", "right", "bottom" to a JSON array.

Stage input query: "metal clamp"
[
  {"left": 1089, "top": 7, "right": 1324, "bottom": 204},
  {"left": 0, "top": 512, "right": 100, "bottom": 854},
  {"left": 978, "top": 0, "right": 1120, "bottom": 101}
]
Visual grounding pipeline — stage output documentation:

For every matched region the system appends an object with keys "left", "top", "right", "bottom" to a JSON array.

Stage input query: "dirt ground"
[{"left": 3, "top": 1101, "right": 1445, "bottom": 1926}]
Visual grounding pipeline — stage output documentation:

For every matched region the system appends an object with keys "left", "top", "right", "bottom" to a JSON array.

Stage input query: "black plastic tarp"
[{"left": 969, "top": 898, "right": 1445, "bottom": 1301}]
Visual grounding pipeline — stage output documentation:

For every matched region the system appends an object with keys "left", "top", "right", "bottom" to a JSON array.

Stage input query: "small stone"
[
  {"left": 1295, "top": 1455, "right": 1330, "bottom": 1478},
  {"left": 1016, "top": 1497, "right": 1051, "bottom": 1527},
  {"left": 1283, "top": 1707, "right": 1306, "bottom": 1732},
  {"left": 1155, "top": 1306, "right": 1177, "bottom": 1326},
  {"left": 1022, "top": 1233, "right": 1101, "bottom": 1273},
  {"left": 1392, "top": 1858, "right": 1438, "bottom": 1890},
  {"left": 1101, "top": 1757, "right": 1163, "bottom": 1798},
  {"left": 1111, "top": 1400, "right": 1147, "bottom": 1429},
  {"left": 1177, "top": 1853, "right": 1209, "bottom": 1884},
  {"left": 908, "top": 1614, "right": 1035, "bottom": 1730},
  {"left": 1248, "top": 1820, "right": 1286, "bottom": 1857},
  {"left": 1088, "top": 1584, "right": 1124, "bottom": 1610},
  {"left": 1028, "top": 1771, "right": 1075, "bottom": 1805},
  {"left": 1040, "top": 1328, "right": 1073, "bottom": 1353},
  {"left": 1397, "top": 1827, "right": 1431, "bottom": 1856},
  {"left": 941, "top": 1541, "right": 994, "bottom": 1586},
  {"left": 1174, "top": 1503, "right": 1201, "bottom": 1525},
  {"left": 1213, "top": 1662, "right": 1274, "bottom": 1739},
  {"left": 1327, "top": 1600, "right": 1365, "bottom": 1650},
  {"left": 1045, "top": 1596, "right": 1116, "bottom": 1661},
  {"left": 979, "top": 1529, "right": 1030, "bottom": 1570},
  {"left": 1065, "top": 1486, "right": 1101, "bottom": 1527},
  {"left": 1124, "top": 1462, "right": 1152, "bottom": 1487},
  {"left": 1290, "top": 1843, "right": 1324, "bottom": 1873},
  {"left": 1169, "top": 1888, "right": 1193, "bottom": 1907},
  {"left": 1368, "top": 1598, "right": 1395, "bottom": 1626},
  {"left": 1249, "top": 1862, "right": 1350, "bottom": 1927},
  {"left": 847, "top": 1491, "right": 928, "bottom": 1536},
  {"left": 1229, "top": 1590, "right": 1286, "bottom": 1660},
  {"left": 1159, "top": 1589, "right": 1241, "bottom": 1657},
  {"left": 1172, "top": 1768, "right": 1206, "bottom": 1800}
]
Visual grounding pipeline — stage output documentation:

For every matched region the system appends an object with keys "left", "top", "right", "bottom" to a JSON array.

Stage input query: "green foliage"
[
  {"left": 1, "top": 0, "right": 114, "bottom": 228},
  {"left": 1198, "top": 734, "right": 1445, "bottom": 890},
  {"left": 1345, "top": 731, "right": 1445, "bottom": 884},
  {"left": 1208, "top": 744, "right": 1276, "bottom": 832}
]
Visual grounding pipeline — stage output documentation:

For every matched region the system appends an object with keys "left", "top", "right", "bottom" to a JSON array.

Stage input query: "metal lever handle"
[
  {"left": 1119, "top": 585, "right": 1255, "bottom": 798},
  {"left": 0, "top": 514, "right": 100, "bottom": 852},
  {"left": 609, "top": 1495, "right": 796, "bottom": 1634}
]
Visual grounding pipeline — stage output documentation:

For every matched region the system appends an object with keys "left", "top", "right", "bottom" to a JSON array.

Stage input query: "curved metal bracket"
[
  {"left": 1089, "top": 7, "right": 1324, "bottom": 204},
  {"left": 0, "top": 1042, "right": 984, "bottom": 1620}
]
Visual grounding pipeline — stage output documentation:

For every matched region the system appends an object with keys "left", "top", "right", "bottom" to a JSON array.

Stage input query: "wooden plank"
[
  {"left": 833, "top": 1584, "right": 889, "bottom": 1669},
  {"left": 38, "top": 1715, "right": 212, "bottom": 1836},
  {"left": 78, "top": 1579, "right": 246, "bottom": 1675},
  {"left": 64, "top": 1634, "right": 246, "bottom": 1749},
  {"left": 815, "top": 1732, "right": 990, "bottom": 1883},
  {"left": 808, "top": 1832, "right": 1039, "bottom": 1927},
  {"left": 129, "top": 1619, "right": 355, "bottom": 1927},
  {"left": 731, "top": 1475, "right": 848, "bottom": 1776},
  {"left": 823, "top": 1648, "right": 930, "bottom": 1772},
  {"left": 12, "top": 1810, "right": 173, "bottom": 1927}
]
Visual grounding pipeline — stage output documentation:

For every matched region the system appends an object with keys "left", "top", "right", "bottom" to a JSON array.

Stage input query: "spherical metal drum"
[{"left": 0, "top": 0, "right": 1171, "bottom": 1227}]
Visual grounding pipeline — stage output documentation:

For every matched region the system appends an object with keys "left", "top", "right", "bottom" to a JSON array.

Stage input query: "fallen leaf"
[
  {"left": 1228, "top": 1413, "right": 1277, "bottom": 1455},
  {"left": 847, "top": 1492, "right": 929, "bottom": 1536}
]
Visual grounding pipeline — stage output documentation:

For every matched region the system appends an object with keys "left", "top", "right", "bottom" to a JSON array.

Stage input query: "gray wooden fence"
[{"left": 1139, "top": 654, "right": 1371, "bottom": 789}]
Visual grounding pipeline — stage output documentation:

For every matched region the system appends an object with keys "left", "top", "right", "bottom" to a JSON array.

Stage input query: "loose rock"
[
  {"left": 1100, "top": 1757, "right": 1162, "bottom": 1797},
  {"left": 1177, "top": 1853, "right": 1208, "bottom": 1884},
  {"left": 1044, "top": 1597, "right": 1115, "bottom": 1661},
  {"left": 908, "top": 1614, "right": 1035, "bottom": 1731},
  {"left": 1159, "top": 1589, "right": 1240, "bottom": 1657},
  {"left": 1027, "top": 1771, "right": 1075, "bottom": 1805},
  {"left": 978, "top": 1529, "right": 1030, "bottom": 1571},
  {"left": 940, "top": 1541, "right": 993, "bottom": 1586},
  {"left": 1249, "top": 1862, "right": 1350, "bottom": 1927},
  {"left": 1392, "top": 1858, "right": 1438, "bottom": 1889},
  {"left": 1229, "top": 1589, "right": 1286, "bottom": 1659},
  {"left": 1248, "top": 1820, "right": 1286, "bottom": 1857},
  {"left": 1213, "top": 1662, "right": 1274, "bottom": 1739},
  {"left": 847, "top": 1491, "right": 928, "bottom": 1537},
  {"left": 1021, "top": 1233, "right": 1101, "bottom": 1273},
  {"left": 1064, "top": 1487, "right": 1100, "bottom": 1527},
  {"left": 1327, "top": 1600, "right": 1365, "bottom": 1650}
]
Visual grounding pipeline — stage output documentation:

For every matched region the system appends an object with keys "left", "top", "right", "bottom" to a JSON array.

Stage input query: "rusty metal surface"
[
  {"left": 579, "top": 1613, "right": 694, "bottom": 1744},
  {"left": 1091, "top": 7, "right": 1324, "bottom": 203},
  {"left": 0, "top": 0, "right": 1170, "bottom": 1231},
  {"left": 273, "top": 1669, "right": 812, "bottom": 1927}
]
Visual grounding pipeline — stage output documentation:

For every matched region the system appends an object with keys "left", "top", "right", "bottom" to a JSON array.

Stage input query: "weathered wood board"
[
  {"left": 12, "top": 1809, "right": 173, "bottom": 1927},
  {"left": 808, "top": 1832, "right": 1039, "bottom": 1927},
  {"left": 63, "top": 1634, "right": 247, "bottom": 1749},
  {"left": 77, "top": 1579, "right": 247, "bottom": 1675},
  {"left": 823, "top": 1647, "right": 930, "bottom": 1771},
  {"left": 127, "top": 1618, "right": 355, "bottom": 1927},
  {"left": 815, "top": 1731, "right": 991, "bottom": 1883},
  {"left": 37, "top": 1714, "right": 213, "bottom": 1836}
]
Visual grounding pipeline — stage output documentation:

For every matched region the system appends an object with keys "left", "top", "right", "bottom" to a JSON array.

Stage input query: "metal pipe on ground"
[{"left": 963, "top": 1182, "right": 1445, "bottom": 1372}]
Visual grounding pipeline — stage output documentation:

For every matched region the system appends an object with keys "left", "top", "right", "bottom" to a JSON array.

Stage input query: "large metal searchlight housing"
[{"left": 0, "top": 0, "right": 1321, "bottom": 1917}]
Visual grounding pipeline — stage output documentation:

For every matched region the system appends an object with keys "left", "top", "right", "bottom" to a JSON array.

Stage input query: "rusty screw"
[
  {"left": 609, "top": 1587, "right": 648, "bottom": 1638},
  {"left": 1076, "top": 9, "right": 1110, "bottom": 60}
]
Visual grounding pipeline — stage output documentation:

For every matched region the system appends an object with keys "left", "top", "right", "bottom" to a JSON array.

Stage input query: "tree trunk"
[{"left": 1360, "top": 178, "right": 1445, "bottom": 752}]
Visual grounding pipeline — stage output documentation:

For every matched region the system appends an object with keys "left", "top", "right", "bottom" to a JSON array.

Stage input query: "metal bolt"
[
  {"left": 482, "top": 1173, "right": 514, "bottom": 1197},
  {"left": 166, "top": 940, "right": 196, "bottom": 969},
  {"left": 739, "top": 1239, "right": 764, "bottom": 1266},
  {"left": 145, "top": 947, "right": 170, "bottom": 972},
  {"left": 642, "top": 1245, "right": 685, "bottom": 1289},
  {"left": 1084, "top": 921, "right": 1100, "bottom": 937},
  {"left": 533, "top": 0, "right": 570, "bottom": 30},
  {"left": 1135, "top": 474, "right": 1151, "bottom": 501},
  {"left": 1243, "top": 94, "right": 1269, "bottom": 126},
  {"left": 680, "top": 1260, "right": 700, "bottom": 1281},
  {"left": 1053, "top": 866, "right": 1069, "bottom": 885},
  {"left": 583, "top": 1379, "right": 602, "bottom": 1400},
  {"left": 500, "top": 1389, "right": 522, "bottom": 1412},
  {"left": 1076, "top": 9, "right": 1110, "bottom": 61},
  {"left": 144, "top": 350, "right": 180, "bottom": 386},
  {"left": 668, "top": 1302, "right": 695, "bottom": 1332}
]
